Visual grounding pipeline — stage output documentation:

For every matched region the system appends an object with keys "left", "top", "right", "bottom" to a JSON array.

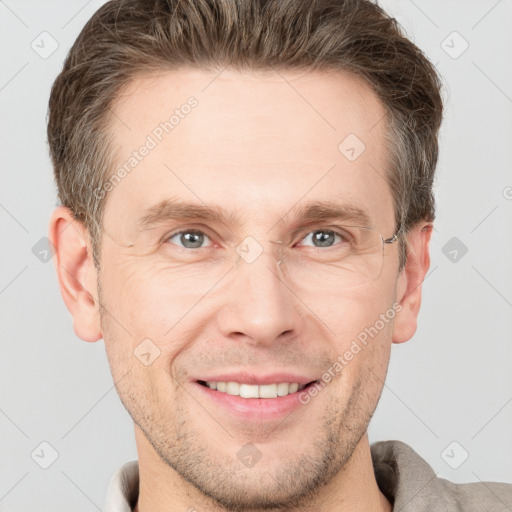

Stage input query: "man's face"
[{"left": 98, "top": 68, "right": 400, "bottom": 508}]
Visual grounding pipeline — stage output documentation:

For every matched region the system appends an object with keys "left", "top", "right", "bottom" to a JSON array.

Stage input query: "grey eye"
[
  {"left": 301, "top": 230, "right": 342, "bottom": 248},
  {"left": 168, "top": 230, "right": 211, "bottom": 249}
]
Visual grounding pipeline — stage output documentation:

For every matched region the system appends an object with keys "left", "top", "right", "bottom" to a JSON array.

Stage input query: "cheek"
[
  {"left": 308, "top": 281, "right": 396, "bottom": 343},
  {"left": 329, "top": 312, "right": 393, "bottom": 422},
  {"left": 310, "top": 282, "right": 396, "bottom": 392},
  {"left": 98, "top": 252, "right": 221, "bottom": 364}
]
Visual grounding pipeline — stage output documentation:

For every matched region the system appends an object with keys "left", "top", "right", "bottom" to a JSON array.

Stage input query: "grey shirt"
[{"left": 104, "top": 440, "right": 512, "bottom": 511}]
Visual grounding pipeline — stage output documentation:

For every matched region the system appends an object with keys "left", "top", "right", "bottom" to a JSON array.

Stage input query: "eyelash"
[
  {"left": 165, "top": 229, "right": 215, "bottom": 249},
  {"left": 164, "top": 227, "right": 347, "bottom": 249}
]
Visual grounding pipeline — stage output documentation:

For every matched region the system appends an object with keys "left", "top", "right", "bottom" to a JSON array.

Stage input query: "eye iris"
[
  {"left": 181, "top": 231, "right": 204, "bottom": 248},
  {"left": 313, "top": 230, "right": 335, "bottom": 247}
]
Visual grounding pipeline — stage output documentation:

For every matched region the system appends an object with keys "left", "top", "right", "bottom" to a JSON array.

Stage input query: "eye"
[
  {"left": 298, "top": 229, "right": 347, "bottom": 248},
  {"left": 166, "top": 229, "right": 212, "bottom": 249}
]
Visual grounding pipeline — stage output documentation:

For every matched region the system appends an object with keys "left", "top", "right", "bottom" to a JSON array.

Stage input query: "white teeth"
[
  {"left": 204, "top": 381, "right": 305, "bottom": 398},
  {"left": 277, "top": 382, "right": 290, "bottom": 396},
  {"left": 226, "top": 382, "right": 240, "bottom": 395},
  {"left": 239, "top": 384, "right": 259, "bottom": 398},
  {"left": 259, "top": 383, "right": 277, "bottom": 398}
]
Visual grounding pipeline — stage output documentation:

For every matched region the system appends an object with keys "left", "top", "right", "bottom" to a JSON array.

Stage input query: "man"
[{"left": 46, "top": 0, "right": 512, "bottom": 510}]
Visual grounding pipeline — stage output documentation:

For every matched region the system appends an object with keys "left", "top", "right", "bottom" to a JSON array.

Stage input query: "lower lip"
[{"left": 193, "top": 382, "right": 315, "bottom": 422}]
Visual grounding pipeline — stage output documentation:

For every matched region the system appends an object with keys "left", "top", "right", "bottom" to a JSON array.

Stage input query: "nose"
[{"left": 215, "top": 244, "right": 301, "bottom": 347}]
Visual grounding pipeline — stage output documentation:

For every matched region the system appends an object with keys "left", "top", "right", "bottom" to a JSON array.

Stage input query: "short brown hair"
[{"left": 47, "top": 0, "right": 443, "bottom": 268}]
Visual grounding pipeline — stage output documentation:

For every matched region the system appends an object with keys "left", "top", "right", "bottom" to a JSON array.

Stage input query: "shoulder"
[
  {"left": 371, "top": 440, "right": 512, "bottom": 511},
  {"left": 104, "top": 460, "right": 139, "bottom": 512}
]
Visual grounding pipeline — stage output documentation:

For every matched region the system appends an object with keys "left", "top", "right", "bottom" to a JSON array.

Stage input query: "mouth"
[
  {"left": 192, "top": 373, "right": 321, "bottom": 421},
  {"left": 196, "top": 379, "right": 319, "bottom": 398},
  {"left": 193, "top": 376, "right": 319, "bottom": 422}
]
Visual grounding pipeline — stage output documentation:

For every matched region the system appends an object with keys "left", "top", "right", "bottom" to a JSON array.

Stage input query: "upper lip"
[{"left": 193, "top": 372, "right": 318, "bottom": 386}]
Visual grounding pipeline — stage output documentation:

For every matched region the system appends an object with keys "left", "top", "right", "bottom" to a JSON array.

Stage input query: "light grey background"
[{"left": 1, "top": 0, "right": 511, "bottom": 510}]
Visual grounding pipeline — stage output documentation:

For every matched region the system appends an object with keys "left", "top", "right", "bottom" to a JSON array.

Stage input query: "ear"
[
  {"left": 48, "top": 206, "right": 102, "bottom": 342},
  {"left": 392, "top": 223, "right": 433, "bottom": 344}
]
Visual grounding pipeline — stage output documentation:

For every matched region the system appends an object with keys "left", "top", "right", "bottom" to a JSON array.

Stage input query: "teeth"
[
  {"left": 259, "top": 383, "right": 278, "bottom": 398},
  {"left": 226, "top": 382, "right": 240, "bottom": 395},
  {"left": 240, "top": 384, "right": 259, "bottom": 398},
  {"left": 204, "top": 381, "right": 305, "bottom": 398}
]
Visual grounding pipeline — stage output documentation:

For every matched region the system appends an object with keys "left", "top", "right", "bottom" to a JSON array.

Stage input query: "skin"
[{"left": 49, "top": 68, "right": 432, "bottom": 512}]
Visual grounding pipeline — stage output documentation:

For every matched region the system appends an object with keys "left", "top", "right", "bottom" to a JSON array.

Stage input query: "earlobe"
[
  {"left": 48, "top": 206, "right": 102, "bottom": 342},
  {"left": 392, "top": 223, "right": 433, "bottom": 344}
]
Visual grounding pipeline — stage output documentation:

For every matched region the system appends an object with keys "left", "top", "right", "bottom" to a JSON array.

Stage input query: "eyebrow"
[{"left": 136, "top": 198, "right": 373, "bottom": 232}]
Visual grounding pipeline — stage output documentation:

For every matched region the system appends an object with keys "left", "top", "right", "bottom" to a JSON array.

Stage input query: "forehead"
[{"left": 104, "top": 67, "right": 394, "bottom": 234}]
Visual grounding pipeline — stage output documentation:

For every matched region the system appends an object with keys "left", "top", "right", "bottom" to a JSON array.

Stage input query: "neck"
[{"left": 133, "top": 427, "right": 391, "bottom": 512}]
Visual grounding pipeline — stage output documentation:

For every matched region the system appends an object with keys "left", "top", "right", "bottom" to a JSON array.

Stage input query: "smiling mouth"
[{"left": 197, "top": 380, "right": 319, "bottom": 398}]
